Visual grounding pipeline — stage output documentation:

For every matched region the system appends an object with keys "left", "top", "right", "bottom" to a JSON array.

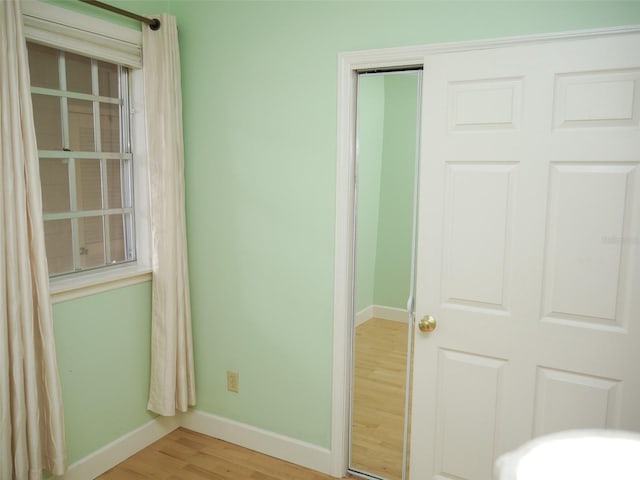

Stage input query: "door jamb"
[{"left": 329, "top": 25, "right": 640, "bottom": 478}]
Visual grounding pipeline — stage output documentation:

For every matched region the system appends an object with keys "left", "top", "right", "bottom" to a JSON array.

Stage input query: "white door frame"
[{"left": 330, "top": 24, "right": 640, "bottom": 478}]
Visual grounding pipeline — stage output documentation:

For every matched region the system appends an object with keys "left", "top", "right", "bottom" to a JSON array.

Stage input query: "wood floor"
[
  {"left": 97, "top": 428, "right": 347, "bottom": 480},
  {"left": 97, "top": 318, "right": 409, "bottom": 480},
  {"left": 351, "top": 318, "right": 409, "bottom": 480}
]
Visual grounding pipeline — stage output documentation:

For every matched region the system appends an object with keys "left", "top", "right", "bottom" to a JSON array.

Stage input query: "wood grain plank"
[
  {"left": 97, "top": 428, "right": 347, "bottom": 480},
  {"left": 351, "top": 318, "right": 409, "bottom": 480}
]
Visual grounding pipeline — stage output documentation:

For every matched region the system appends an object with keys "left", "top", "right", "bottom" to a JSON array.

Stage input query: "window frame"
[{"left": 23, "top": 0, "right": 152, "bottom": 303}]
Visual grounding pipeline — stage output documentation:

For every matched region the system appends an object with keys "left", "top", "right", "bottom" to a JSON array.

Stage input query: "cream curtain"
[
  {"left": 0, "top": 0, "right": 67, "bottom": 478},
  {"left": 143, "top": 14, "right": 196, "bottom": 416}
]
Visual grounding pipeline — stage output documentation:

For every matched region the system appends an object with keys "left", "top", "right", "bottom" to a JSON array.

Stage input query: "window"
[
  {"left": 22, "top": 0, "right": 151, "bottom": 301},
  {"left": 28, "top": 42, "right": 136, "bottom": 276}
]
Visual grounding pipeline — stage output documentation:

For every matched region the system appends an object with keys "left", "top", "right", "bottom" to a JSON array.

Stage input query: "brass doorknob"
[{"left": 418, "top": 315, "right": 437, "bottom": 333}]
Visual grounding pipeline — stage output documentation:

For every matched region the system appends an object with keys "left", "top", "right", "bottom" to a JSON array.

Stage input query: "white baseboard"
[
  {"left": 355, "top": 305, "right": 374, "bottom": 327},
  {"left": 356, "top": 305, "right": 409, "bottom": 326},
  {"left": 181, "top": 409, "right": 337, "bottom": 477},
  {"left": 52, "top": 410, "right": 340, "bottom": 479},
  {"left": 55, "top": 415, "right": 180, "bottom": 480},
  {"left": 48, "top": 306, "right": 405, "bottom": 480}
]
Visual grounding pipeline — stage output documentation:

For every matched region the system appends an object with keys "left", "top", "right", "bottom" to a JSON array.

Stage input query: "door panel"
[
  {"left": 542, "top": 164, "right": 637, "bottom": 329},
  {"left": 410, "top": 33, "right": 640, "bottom": 480},
  {"left": 533, "top": 367, "right": 621, "bottom": 435},
  {"left": 448, "top": 77, "right": 523, "bottom": 132},
  {"left": 554, "top": 69, "right": 640, "bottom": 129},
  {"left": 442, "top": 163, "right": 516, "bottom": 312},
  {"left": 435, "top": 350, "right": 507, "bottom": 480}
]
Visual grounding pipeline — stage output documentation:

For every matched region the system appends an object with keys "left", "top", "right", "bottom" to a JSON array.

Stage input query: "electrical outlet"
[{"left": 227, "top": 371, "right": 239, "bottom": 393}]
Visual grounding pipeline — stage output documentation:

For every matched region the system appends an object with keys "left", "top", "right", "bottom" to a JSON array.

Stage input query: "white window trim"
[
  {"left": 21, "top": 0, "right": 142, "bottom": 68},
  {"left": 23, "top": 0, "right": 152, "bottom": 303},
  {"left": 49, "top": 264, "right": 152, "bottom": 304}
]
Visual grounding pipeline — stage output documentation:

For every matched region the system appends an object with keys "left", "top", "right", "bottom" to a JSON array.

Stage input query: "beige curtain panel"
[
  {"left": 143, "top": 14, "right": 196, "bottom": 416},
  {"left": 0, "top": 0, "right": 68, "bottom": 478}
]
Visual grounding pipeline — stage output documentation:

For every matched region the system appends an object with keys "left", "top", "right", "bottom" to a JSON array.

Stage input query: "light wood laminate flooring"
[
  {"left": 351, "top": 318, "right": 409, "bottom": 480},
  {"left": 97, "top": 428, "right": 346, "bottom": 480},
  {"left": 97, "top": 318, "right": 409, "bottom": 480}
]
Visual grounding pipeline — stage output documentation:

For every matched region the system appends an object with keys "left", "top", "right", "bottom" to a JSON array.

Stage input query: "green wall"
[
  {"left": 53, "top": 283, "right": 155, "bottom": 464},
  {"left": 374, "top": 73, "right": 420, "bottom": 310},
  {"left": 355, "top": 73, "right": 419, "bottom": 314},
  {"left": 173, "top": 0, "right": 640, "bottom": 451},
  {"left": 43, "top": 0, "right": 640, "bottom": 466},
  {"left": 355, "top": 75, "right": 385, "bottom": 313}
]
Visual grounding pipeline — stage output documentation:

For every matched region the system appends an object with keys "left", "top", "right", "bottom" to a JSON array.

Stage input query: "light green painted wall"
[
  {"left": 355, "top": 73, "right": 419, "bottom": 314},
  {"left": 172, "top": 0, "right": 640, "bottom": 450},
  {"left": 53, "top": 282, "right": 154, "bottom": 464},
  {"left": 355, "top": 75, "right": 385, "bottom": 314},
  {"left": 40, "top": 0, "right": 640, "bottom": 466},
  {"left": 374, "top": 73, "right": 419, "bottom": 310}
]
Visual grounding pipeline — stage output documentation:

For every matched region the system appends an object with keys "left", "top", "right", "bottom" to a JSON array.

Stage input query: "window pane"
[
  {"left": 65, "top": 52, "right": 92, "bottom": 94},
  {"left": 68, "top": 99, "right": 95, "bottom": 151},
  {"left": 75, "top": 159, "right": 102, "bottom": 210},
  {"left": 108, "top": 214, "right": 126, "bottom": 263},
  {"left": 39, "top": 158, "right": 70, "bottom": 213},
  {"left": 78, "top": 216, "right": 105, "bottom": 269},
  {"left": 27, "top": 42, "right": 59, "bottom": 89},
  {"left": 30, "top": 46, "right": 136, "bottom": 277},
  {"left": 124, "top": 212, "right": 135, "bottom": 260},
  {"left": 32, "top": 94, "right": 62, "bottom": 150},
  {"left": 100, "top": 102, "right": 121, "bottom": 152},
  {"left": 121, "top": 159, "right": 133, "bottom": 208},
  {"left": 98, "top": 61, "right": 119, "bottom": 98},
  {"left": 106, "top": 159, "right": 123, "bottom": 208},
  {"left": 44, "top": 219, "right": 73, "bottom": 275}
]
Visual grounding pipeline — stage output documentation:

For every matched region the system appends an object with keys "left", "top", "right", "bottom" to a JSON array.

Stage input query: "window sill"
[{"left": 50, "top": 264, "right": 152, "bottom": 304}]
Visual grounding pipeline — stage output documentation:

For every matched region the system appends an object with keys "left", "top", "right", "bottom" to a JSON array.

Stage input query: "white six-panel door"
[{"left": 410, "top": 33, "right": 640, "bottom": 480}]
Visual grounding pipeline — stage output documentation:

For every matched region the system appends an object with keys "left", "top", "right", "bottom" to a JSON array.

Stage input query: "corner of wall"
[{"left": 56, "top": 416, "right": 180, "bottom": 480}]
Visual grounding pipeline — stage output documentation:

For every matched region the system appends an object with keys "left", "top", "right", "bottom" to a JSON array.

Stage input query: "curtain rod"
[{"left": 78, "top": 0, "right": 160, "bottom": 30}]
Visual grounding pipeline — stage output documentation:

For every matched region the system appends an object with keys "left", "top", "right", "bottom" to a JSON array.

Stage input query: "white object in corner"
[{"left": 495, "top": 430, "right": 640, "bottom": 480}]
